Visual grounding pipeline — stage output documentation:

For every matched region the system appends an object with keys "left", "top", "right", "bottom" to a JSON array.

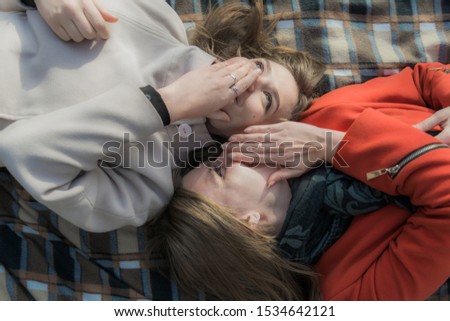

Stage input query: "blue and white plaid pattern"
[
  {"left": 0, "top": 170, "right": 197, "bottom": 300},
  {"left": 169, "top": 0, "right": 449, "bottom": 92}
]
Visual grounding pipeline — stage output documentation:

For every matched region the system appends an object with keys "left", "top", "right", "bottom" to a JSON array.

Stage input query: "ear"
[{"left": 243, "top": 211, "right": 260, "bottom": 229}]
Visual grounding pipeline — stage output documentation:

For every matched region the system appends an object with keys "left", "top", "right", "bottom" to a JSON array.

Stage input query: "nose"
[{"left": 247, "top": 82, "right": 257, "bottom": 93}]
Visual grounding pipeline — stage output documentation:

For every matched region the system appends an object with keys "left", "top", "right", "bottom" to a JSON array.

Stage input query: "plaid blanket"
[
  {"left": 175, "top": 0, "right": 450, "bottom": 93},
  {"left": 0, "top": 0, "right": 449, "bottom": 301}
]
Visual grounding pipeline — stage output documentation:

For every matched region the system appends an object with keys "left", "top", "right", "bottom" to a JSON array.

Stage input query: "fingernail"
[{"left": 267, "top": 180, "right": 274, "bottom": 188}]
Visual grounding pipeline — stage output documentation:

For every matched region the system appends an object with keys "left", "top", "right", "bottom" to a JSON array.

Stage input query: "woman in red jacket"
[
  {"left": 227, "top": 62, "right": 450, "bottom": 300},
  {"left": 151, "top": 62, "right": 450, "bottom": 300}
]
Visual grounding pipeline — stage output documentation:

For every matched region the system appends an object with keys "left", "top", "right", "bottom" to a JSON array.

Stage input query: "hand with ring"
[
  {"left": 228, "top": 73, "right": 239, "bottom": 96},
  {"left": 226, "top": 121, "right": 346, "bottom": 187},
  {"left": 229, "top": 73, "right": 237, "bottom": 85},
  {"left": 157, "top": 57, "right": 262, "bottom": 123}
]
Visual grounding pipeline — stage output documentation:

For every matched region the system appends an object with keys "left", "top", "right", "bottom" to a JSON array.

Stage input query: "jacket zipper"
[
  {"left": 366, "top": 143, "right": 448, "bottom": 181},
  {"left": 428, "top": 67, "right": 450, "bottom": 73}
]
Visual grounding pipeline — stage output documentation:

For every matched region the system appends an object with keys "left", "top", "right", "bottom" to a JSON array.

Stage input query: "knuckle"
[
  {"left": 62, "top": 3, "right": 78, "bottom": 15},
  {"left": 60, "top": 35, "right": 70, "bottom": 42},
  {"left": 85, "top": 32, "right": 96, "bottom": 40},
  {"left": 92, "top": 19, "right": 106, "bottom": 30}
]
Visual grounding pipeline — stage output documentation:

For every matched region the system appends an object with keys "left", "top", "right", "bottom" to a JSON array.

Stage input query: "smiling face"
[
  {"left": 181, "top": 158, "right": 291, "bottom": 236},
  {"left": 206, "top": 58, "right": 299, "bottom": 137}
]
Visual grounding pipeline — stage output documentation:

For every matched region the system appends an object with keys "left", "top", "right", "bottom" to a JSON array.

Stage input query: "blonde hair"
[
  {"left": 147, "top": 188, "right": 321, "bottom": 300},
  {"left": 190, "top": 0, "right": 326, "bottom": 117}
]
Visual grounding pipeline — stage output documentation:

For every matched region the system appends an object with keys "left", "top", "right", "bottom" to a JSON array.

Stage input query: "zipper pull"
[
  {"left": 366, "top": 164, "right": 400, "bottom": 181},
  {"left": 366, "top": 143, "right": 448, "bottom": 181},
  {"left": 428, "top": 67, "right": 450, "bottom": 73}
]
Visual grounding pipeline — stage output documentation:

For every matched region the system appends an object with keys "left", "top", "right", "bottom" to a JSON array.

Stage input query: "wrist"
[
  {"left": 140, "top": 86, "right": 171, "bottom": 126},
  {"left": 157, "top": 86, "right": 184, "bottom": 124}
]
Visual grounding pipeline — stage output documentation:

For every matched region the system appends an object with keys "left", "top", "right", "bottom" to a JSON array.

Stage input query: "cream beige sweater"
[{"left": 0, "top": 0, "right": 214, "bottom": 231}]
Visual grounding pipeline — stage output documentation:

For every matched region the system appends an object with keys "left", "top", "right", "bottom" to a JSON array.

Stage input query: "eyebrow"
[{"left": 264, "top": 59, "right": 281, "bottom": 114}]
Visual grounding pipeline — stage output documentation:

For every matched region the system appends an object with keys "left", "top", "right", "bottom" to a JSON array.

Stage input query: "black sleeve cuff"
[
  {"left": 140, "top": 85, "right": 171, "bottom": 126},
  {"left": 21, "top": 0, "right": 37, "bottom": 8}
]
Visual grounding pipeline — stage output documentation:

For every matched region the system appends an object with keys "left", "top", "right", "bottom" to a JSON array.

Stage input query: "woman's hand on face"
[
  {"left": 35, "top": 0, "right": 118, "bottom": 42},
  {"left": 414, "top": 107, "right": 450, "bottom": 144},
  {"left": 226, "top": 121, "right": 345, "bottom": 186},
  {"left": 158, "top": 57, "right": 262, "bottom": 123}
]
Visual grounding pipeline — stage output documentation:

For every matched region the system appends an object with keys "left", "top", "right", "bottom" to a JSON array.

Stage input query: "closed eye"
[
  {"left": 206, "top": 160, "right": 225, "bottom": 178},
  {"left": 213, "top": 165, "right": 223, "bottom": 177}
]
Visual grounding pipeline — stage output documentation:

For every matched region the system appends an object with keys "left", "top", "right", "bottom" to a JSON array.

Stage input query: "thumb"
[
  {"left": 414, "top": 114, "right": 441, "bottom": 132},
  {"left": 267, "top": 168, "right": 307, "bottom": 188}
]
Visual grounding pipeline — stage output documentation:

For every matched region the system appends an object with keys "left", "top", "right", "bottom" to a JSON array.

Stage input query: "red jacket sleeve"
[
  {"left": 303, "top": 62, "right": 450, "bottom": 130},
  {"left": 412, "top": 63, "right": 450, "bottom": 110},
  {"left": 319, "top": 108, "right": 450, "bottom": 300}
]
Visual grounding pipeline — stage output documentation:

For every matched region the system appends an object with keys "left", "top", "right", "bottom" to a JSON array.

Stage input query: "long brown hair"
[
  {"left": 147, "top": 188, "right": 321, "bottom": 300},
  {"left": 189, "top": 0, "right": 326, "bottom": 117}
]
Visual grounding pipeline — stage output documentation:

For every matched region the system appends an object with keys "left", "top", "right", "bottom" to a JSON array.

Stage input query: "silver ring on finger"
[
  {"left": 229, "top": 73, "right": 237, "bottom": 85},
  {"left": 230, "top": 84, "right": 239, "bottom": 96}
]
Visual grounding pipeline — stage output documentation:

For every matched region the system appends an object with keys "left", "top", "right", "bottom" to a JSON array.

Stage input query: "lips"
[{"left": 220, "top": 109, "right": 231, "bottom": 122}]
